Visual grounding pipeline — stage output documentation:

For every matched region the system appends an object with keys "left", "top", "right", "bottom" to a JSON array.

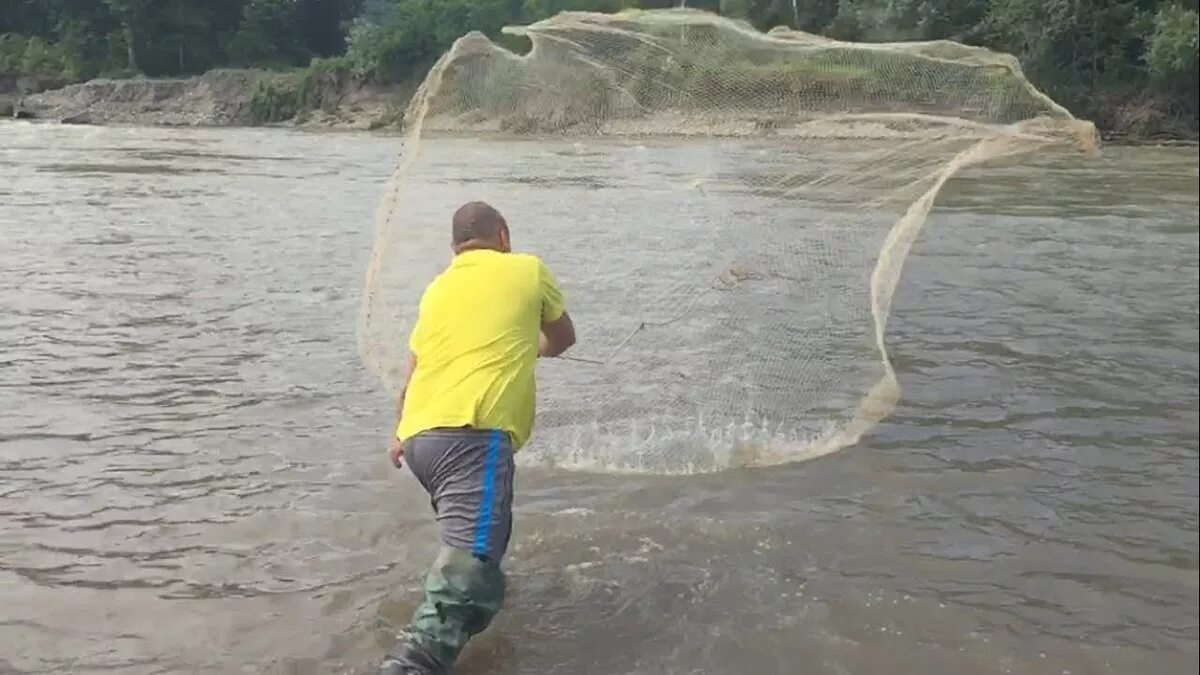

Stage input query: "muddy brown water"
[{"left": 1, "top": 123, "right": 1197, "bottom": 674}]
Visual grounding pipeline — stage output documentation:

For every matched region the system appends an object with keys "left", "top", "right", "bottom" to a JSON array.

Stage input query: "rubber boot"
[{"left": 379, "top": 545, "right": 506, "bottom": 675}]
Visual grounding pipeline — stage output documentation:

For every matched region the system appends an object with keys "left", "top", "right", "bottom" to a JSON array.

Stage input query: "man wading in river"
[{"left": 379, "top": 201, "right": 577, "bottom": 675}]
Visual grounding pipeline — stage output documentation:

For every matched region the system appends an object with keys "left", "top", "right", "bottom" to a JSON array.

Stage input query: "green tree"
[
  {"left": 719, "top": 0, "right": 815, "bottom": 30},
  {"left": 297, "top": 0, "right": 365, "bottom": 57},
  {"left": 877, "top": 0, "right": 989, "bottom": 40},
  {"left": 228, "top": 0, "right": 307, "bottom": 68},
  {"left": 523, "top": 0, "right": 627, "bottom": 21},
  {"left": 984, "top": 0, "right": 1150, "bottom": 89},
  {"left": 1146, "top": 2, "right": 1199, "bottom": 80},
  {"left": 344, "top": 0, "right": 519, "bottom": 81},
  {"left": 102, "top": 0, "right": 154, "bottom": 71},
  {"left": 154, "top": 0, "right": 213, "bottom": 75}
]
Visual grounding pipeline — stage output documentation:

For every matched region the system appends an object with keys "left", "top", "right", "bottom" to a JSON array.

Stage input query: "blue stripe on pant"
[
  {"left": 402, "top": 428, "right": 514, "bottom": 562},
  {"left": 473, "top": 430, "right": 502, "bottom": 559}
]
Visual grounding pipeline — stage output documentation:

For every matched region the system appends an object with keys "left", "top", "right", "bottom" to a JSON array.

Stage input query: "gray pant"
[
  {"left": 404, "top": 428, "right": 515, "bottom": 562},
  {"left": 380, "top": 428, "right": 515, "bottom": 675}
]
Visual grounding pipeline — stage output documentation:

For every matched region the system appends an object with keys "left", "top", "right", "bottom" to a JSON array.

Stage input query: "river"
[{"left": 1, "top": 122, "right": 1197, "bottom": 674}]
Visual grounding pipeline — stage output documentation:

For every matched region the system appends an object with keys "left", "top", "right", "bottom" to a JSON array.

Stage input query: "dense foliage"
[{"left": 2, "top": 0, "right": 1197, "bottom": 135}]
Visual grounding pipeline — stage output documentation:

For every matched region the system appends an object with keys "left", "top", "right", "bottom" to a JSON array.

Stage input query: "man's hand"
[
  {"left": 539, "top": 311, "right": 576, "bottom": 358},
  {"left": 388, "top": 435, "right": 405, "bottom": 469}
]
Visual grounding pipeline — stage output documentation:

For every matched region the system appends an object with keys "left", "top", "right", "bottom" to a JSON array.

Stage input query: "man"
[{"left": 379, "top": 201, "right": 576, "bottom": 675}]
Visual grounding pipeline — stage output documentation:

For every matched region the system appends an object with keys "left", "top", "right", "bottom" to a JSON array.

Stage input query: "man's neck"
[{"left": 453, "top": 240, "right": 504, "bottom": 255}]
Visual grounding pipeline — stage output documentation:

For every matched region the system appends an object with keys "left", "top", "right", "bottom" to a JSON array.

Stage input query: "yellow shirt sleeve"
[{"left": 538, "top": 258, "right": 566, "bottom": 322}]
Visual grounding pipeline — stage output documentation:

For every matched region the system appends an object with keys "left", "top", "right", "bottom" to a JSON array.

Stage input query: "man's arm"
[
  {"left": 391, "top": 280, "right": 432, "bottom": 468},
  {"left": 539, "top": 313, "right": 576, "bottom": 358},
  {"left": 388, "top": 352, "right": 417, "bottom": 468},
  {"left": 536, "top": 259, "right": 575, "bottom": 358},
  {"left": 394, "top": 352, "right": 418, "bottom": 423},
  {"left": 397, "top": 283, "right": 430, "bottom": 424}
]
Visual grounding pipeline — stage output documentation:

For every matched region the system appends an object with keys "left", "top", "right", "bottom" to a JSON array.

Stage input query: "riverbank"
[
  {"left": 3, "top": 69, "right": 1196, "bottom": 143},
  {"left": 2, "top": 69, "right": 410, "bottom": 131}
]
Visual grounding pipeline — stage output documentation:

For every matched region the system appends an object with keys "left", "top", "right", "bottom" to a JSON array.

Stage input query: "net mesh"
[{"left": 358, "top": 8, "right": 1098, "bottom": 474}]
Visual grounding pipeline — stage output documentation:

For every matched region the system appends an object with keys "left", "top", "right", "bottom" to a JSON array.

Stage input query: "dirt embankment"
[
  {"left": 9, "top": 69, "right": 406, "bottom": 130},
  {"left": 1, "top": 73, "right": 66, "bottom": 117},
  {"left": 1084, "top": 90, "right": 1199, "bottom": 145},
  {"left": 6, "top": 68, "right": 1194, "bottom": 144}
]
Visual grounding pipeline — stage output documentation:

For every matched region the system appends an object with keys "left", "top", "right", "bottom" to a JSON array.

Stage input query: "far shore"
[{"left": 3, "top": 71, "right": 1196, "bottom": 146}]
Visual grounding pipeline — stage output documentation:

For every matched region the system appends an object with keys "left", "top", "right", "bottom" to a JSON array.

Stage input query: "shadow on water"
[
  {"left": 36, "top": 162, "right": 223, "bottom": 175},
  {"left": 131, "top": 149, "right": 304, "bottom": 163}
]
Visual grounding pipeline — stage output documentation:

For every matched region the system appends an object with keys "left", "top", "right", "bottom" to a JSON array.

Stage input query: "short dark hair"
[{"left": 452, "top": 201, "right": 505, "bottom": 246}]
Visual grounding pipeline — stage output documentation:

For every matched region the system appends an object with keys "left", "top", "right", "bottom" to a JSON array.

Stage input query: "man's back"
[{"left": 398, "top": 249, "right": 565, "bottom": 449}]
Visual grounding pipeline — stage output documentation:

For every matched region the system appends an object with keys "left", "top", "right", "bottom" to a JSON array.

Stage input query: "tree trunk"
[{"left": 125, "top": 24, "right": 138, "bottom": 72}]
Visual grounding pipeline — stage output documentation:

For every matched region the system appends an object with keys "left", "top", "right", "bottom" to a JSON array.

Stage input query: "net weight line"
[{"left": 550, "top": 265, "right": 758, "bottom": 367}]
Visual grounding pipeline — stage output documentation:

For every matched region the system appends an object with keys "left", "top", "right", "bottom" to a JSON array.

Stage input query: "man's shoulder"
[
  {"left": 441, "top": 251, "right": 552, "bottom": 285},
  {"left": 423, "top": 268, "right": 449, "bottom": 293},
  {"left": 511, "top": 252, "right": 539, "bottom": 262},
  {"left": 509, "top": 252, "right": 547, "bottom": 270},
  {"left": 477, "top": 252, "right": 549, "bottom": 278}
]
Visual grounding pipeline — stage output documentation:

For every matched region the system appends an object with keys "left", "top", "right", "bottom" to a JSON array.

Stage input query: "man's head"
[{"left": 451, "top": 201, "right": 510, "bottom": 254}]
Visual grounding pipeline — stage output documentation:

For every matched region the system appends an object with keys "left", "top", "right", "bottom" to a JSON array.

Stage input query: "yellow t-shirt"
[{"left": 396, "top": 249, "right": 566, "bottom": 449}]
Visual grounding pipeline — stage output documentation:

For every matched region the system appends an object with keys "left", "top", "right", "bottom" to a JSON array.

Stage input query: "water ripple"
[{"left": 0, "top": 125, "right": 1196, "bottom": 674}]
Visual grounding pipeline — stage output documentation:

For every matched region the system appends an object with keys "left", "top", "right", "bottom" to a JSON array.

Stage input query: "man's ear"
[{"left": 499, "top": 223, "right": 512, "bottom": 253}]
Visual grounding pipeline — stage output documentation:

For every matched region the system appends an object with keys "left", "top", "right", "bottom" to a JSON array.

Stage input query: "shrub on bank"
[{"left": 249, "top": 79, "right": 299, "bottom": 124}]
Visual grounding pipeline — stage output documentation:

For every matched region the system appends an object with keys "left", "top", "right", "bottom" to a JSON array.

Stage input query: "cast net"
[{"left": 358, "top": 8, "right": 1098, "bottom": 474}]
